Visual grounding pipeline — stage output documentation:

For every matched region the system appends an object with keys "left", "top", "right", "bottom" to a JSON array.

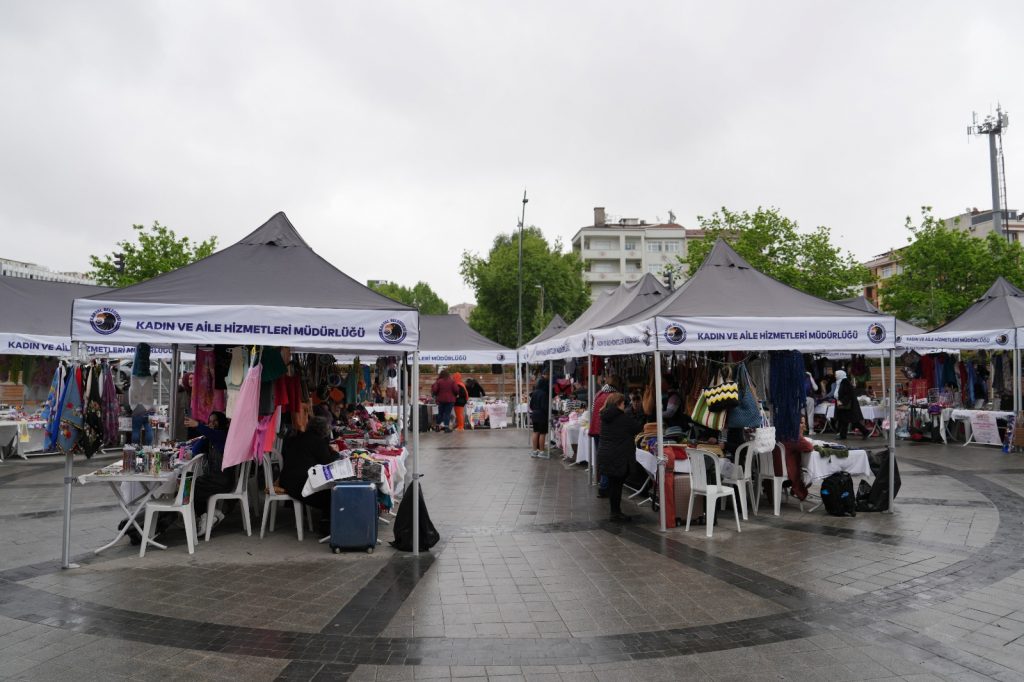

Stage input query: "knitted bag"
[
  {"left": 726, "top": 363, "right": 762, "bottom": 428},
  {"left": 703, "top": 370, "right": 740, "bottom": 413}
]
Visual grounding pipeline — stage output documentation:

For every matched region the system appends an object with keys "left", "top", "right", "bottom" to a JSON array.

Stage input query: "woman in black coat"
[
  {"left": 596, "top": 392, "right": 643, "bottom": 522},
  {"left": 834, "top": 370, "right": 868, "bottom": 439},
  {"left": 279, "top": 417, "right": 338, "bottom": 524}
]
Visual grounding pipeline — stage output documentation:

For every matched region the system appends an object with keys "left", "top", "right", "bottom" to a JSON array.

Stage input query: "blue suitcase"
[{"left": 330, "top": 481, "right": 378, "bottom": 553}]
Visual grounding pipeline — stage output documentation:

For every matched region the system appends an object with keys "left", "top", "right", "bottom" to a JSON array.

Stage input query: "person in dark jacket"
[
  {"left": 529, "top": 374, "right": 550, "bottom": 459},
  {"left": 596, "top": 392, "right": 643, "bottom": 522},
  {"left": 834, "top": 370, "right": 868, "bottom": 439},
  {"left": 280, "top": 417, "right": 338, "bottom": 530},
  {"left": 465, "top": 377, "right": 486, "bottom": 398},
  {"left": 185, "top": 411, "right": 235, "bottom": 536}
]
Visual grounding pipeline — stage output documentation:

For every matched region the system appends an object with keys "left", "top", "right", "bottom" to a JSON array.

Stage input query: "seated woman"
[
  {"left": 184, "top": 411, "right": 236, "bottom": 535},
  {"left": 279, "top": 416, "right": 338, "bottom": 533}
]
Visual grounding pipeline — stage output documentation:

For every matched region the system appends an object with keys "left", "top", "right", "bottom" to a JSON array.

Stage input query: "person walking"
[
  {"left": 596, "top": 392, "right": 643, "bottom": 522},
  {"left": 452, "top": 372, "right": 469, "bottom": 431},
  {"left": 529, "top": 373, "right": 550, "bottom": 458},
  {"left": 431, "top": 369, "right": 457, "bottom": 432}
]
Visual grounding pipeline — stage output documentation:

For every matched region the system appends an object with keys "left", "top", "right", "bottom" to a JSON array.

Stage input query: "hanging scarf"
[
  {"left": 42, "top": 364, "right": 68, "bottom": 451},
  {"left": 101, "top": 362, "right": 120, "bottom": 447},
  {"left": 57, "top": 365, "right": 84, "bottom": 454},
  {"left": 769, "top": 351, "right": 805, "bottom": 442}
]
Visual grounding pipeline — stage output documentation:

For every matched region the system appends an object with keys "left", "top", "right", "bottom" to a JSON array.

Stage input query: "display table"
[
  {"left": 77, "top": 461, "right": 180, "bottom": 554},
  {"left": 802, "top": 445, "right": 872, "bottom": 482},
  {"left": 949, "top": 409, "right": 1014, "bottom": 446},
  {"left": 484, "top": 402, "right": 509, "bottom": 429},
  {"left": 0, "top": 419, "right": 46, "bottom": 460}
]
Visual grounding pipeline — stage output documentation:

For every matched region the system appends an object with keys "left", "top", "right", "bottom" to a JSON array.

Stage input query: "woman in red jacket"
[{"left": 431, "top": 370, "right": 457, "bottom": 432}]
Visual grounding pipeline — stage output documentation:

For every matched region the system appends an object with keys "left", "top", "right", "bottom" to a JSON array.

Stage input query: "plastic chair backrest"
[
  {"left": 689, "top": 449, "right": 721, "bottom": 492},
  {"left": 260, "top": 455, "right": 283, "bottom": 498},
  {"left": 735, "top": 442, "right": 754, "bottom": 481},
  {"left": 230, "top": 459, "right": 250, "bottom": 496},
  {"left": 174, "top": 454, "right": 205, "bottom": 507},
  {"left": 756, "top": 442, "right": 788, "bottom": 478}
]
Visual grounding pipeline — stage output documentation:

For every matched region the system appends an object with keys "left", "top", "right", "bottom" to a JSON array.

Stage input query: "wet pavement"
[{"left": 1, "top": 429, "right": 1024, "bottom": 681}]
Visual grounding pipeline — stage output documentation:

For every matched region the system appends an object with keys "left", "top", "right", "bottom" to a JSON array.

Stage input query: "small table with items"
[
  {"left": 948, "top": 409, "right": 1015, "bottom": 446},
  {"left": 0, "top": 418, "right": 47, "bottom": 460},
  {"left": 77, "top": 458, "right": 180, "bottom": 553},
  {"left": 800, "top": 441, "right": 873, "bottom": 513}
]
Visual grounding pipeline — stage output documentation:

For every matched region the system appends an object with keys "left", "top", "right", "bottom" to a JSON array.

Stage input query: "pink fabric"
[
  {"left": 221, "top": 364, "right": 262, "bottom": 470},
  {"left": 191, "top": 349, "right": 216, "bottom": 423}
]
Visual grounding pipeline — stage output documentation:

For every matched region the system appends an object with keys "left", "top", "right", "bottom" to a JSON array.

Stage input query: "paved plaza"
[{"left": 2, "top": 429, "right": 1024, "bottom": 681}]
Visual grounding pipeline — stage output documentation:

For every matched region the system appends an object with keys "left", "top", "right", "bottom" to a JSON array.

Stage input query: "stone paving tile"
[{"left": 3, "top": 433, "right": 1024, "bottom": 681}]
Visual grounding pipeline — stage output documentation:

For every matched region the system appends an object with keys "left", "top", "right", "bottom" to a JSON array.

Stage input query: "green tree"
[
  {"left": 460, "top": 227, "right": 590, "bottom": 347},
  {"left": 89, "top": 221, "right": 218, "bottom": 287},
  {"left": 881, "top": 207, "right": 1024, "bottom": 328},
  {"left": 368, "top": 280, "right": 449, "bottom": 314},
  {"left": 681, "top": 207, "right": 870, "bottom": 300}
]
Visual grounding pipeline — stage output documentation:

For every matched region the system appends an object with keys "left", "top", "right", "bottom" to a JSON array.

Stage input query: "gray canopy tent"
[
  {"left": 418, "top": 314, "right": 514, "bottom": 365},
  {"left": 67, "top": 212, "right": 427, "bottom": 565},
  {"left": 587, "top": 239, "right": 897, "bottom": 530},
  {"left": 900, "top": 277, "right": 1024, "bottom": 412},
  {"left": 522, "top": 274, "right": 670, "bottom": 458},
  {"left": 516, "top": 315, "right": 567, "bottom": 426}
]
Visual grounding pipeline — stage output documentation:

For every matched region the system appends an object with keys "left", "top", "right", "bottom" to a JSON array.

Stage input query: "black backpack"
[
  {"left": 820, "top": 472, "right": 856, "bottom": 517},
  {"left": 390, "top": 482, "right": 440, "bottom": 552}
]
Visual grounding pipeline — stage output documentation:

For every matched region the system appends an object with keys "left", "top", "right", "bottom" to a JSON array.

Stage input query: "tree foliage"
[
  {"left": 89, "top": 221, "right": 218, "bottom": 287},
  {"left": 681, "top": 207, "right": 870, "bottom": 300},
  {"left": 460, "top": 226, "right": 590, "bottom": 347},
  {"left": 368, "top": 280, "right": 449, "bottom": 314},
  {"left": 881, "top": 207, "right": 1024, "bottom": 328}
]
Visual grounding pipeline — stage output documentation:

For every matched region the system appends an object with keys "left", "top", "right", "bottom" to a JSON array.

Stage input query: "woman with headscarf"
[
  {"left": 452, "top": 372, "right": 469, "bottom": 431},
  {"left": 834, "top": 370, "right": 868, "bottom": 439}
]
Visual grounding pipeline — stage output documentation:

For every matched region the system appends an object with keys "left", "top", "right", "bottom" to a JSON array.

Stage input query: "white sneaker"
[
  {"left": 197, "top": 513, "right": 209, "bottom": 535},
  {"left": 538, "top": 452, "right": 551, "bottom": 460},
  {"left": 530, "top": 450, "right": 541, "bottom": 458},
  {"left": 212, "top": 510, "right": 225, "bottom": 528}
]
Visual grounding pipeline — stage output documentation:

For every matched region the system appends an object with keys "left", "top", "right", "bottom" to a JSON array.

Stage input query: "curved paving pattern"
[{"left": 1, "top": 434, "right": 1023, "bottom": 680}]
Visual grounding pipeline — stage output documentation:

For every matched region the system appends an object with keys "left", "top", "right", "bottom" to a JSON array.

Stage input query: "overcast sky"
[{"left": 2, "top": 1, "right": 1023, "bottom": 305}]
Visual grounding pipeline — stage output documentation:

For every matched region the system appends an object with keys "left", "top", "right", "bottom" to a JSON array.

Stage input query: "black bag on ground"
[
  {"left": 391, "top": 482, "right": 440, "bottom": 552},
  {"left": 820, "top": 472, "right": 856, "bottom": 517},
  {"left": 857, "top": 448, "right": 902, "bottom": 512},
  {"left": 418, "top": 404, "right": 430, "bottom": 433}
]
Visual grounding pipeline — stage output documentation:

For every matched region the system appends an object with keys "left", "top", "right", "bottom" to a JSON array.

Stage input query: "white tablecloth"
[
  {"left": 575, "top": 432, "right": 592, "bottom": 464},
  {"left": 802, "top": 446, "right": 872, "bottom": 482},
  {"left": 948, "top": 409, "right": 1014, "bottom": 446},
  {"left": 635, "top": 448, "right": 692, "bottom": 475},
  {"left": 485, "top": 402, "right": 509, "bottom": 428}
]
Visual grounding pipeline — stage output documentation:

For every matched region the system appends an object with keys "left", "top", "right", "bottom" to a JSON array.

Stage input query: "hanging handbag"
[
  {"left": 690, "top": 379, "right": 728, "bottom": 431},
  {"left": 726, "top": 363, "right": 762, "bottom": 428},
  {"left": 704, "top": 370, "right": 740, "bottom": 413},
  {"left": 746, "top": 372, "right": 775, "bottom": 452}
]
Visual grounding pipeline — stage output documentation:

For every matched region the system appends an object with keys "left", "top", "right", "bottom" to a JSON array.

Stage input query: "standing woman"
[
  {"left": 431, "top": 369, "right": 457, "bottom": 432},
  {"left": 452, "top": 372, "right": 469, "bottom": 431},
  {"left": 834, "top": 370, "right": 868, "bottom": 439},
  {"left": 529, "top": 373, "right": 550, "bottom": 459},
  {"left": 596, "top": 392, "right": 643, "bottom": 522}
]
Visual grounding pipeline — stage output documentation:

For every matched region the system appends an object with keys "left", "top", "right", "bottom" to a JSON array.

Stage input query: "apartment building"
[
  {"left": 0, "top": 258, "right": 93, "bottom": 284},
  {"left": 571, "top": 207, "right": 699, "bottom": 300}
]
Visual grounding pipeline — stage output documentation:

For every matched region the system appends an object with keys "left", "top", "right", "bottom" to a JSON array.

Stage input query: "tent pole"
[
  {"left": 412, "top": 352, "right": 420, "bottom": 555},
  {"left": 588, "top": 354, "right": 595, "bottom": 486},
  {"left": 401, "top": 353, "right": 408, "bottom": 446},
  {"left": 654, "top": 350, "right": 667, "bottom": 532},
  {"left": 887, "top": 348, "right": 897, "bottom": 514},
  {"left": 514, "top": 353, "right": 520, "bottom": 428},
  {"left": 1015, "top": 344, "right": 1021, "bottom": 415},
  {"left": 169, "top": 344, "right": 180, "bottom": 441},
  {"left": 61, "top": 341, "right": 83, "bottom": 570},
  {"left": 879, "top": 353, "right": 886, "bottom": 405},
  {"left": 546, "top": 360, "right": 553, "bottom": 457}
]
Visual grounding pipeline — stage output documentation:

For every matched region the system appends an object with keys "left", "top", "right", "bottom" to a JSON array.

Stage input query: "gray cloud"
[{"left": 2, "top": 1, "right": 1022, "bottom": 304}]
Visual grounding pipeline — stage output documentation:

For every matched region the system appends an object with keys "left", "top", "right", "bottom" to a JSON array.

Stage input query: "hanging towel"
[
  {"left": 57, "top": 367, "right": 84, "bottom": 454},
  {"left": 221, "top": 364, "right": 263, "bottom": 470},
  {"left": 225, "top": 346, "right": 247, "bottom": 418},
  {"left": 101, "top": 363, "right": 120, "bottom": 446}
]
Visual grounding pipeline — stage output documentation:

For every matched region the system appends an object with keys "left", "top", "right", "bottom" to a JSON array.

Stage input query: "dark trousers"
[
  {"left": 606, "top": 474, "right": 625, "bottom": 515},
  {"left": 836, "top": 412, "right": 866, "bottom": 439}
]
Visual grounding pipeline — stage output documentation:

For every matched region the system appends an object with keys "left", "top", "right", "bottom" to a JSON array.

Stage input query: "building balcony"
[{"left": 583, "top": 271, "right": 624, "bottom": 282}]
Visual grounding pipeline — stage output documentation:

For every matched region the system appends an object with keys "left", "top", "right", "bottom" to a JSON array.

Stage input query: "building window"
[
  {"left": 664, "top": 240, "right": 681, "bottom": 253},
  {"left": 592, "top": 261, "right": 618, "bottom": 273},
  {"left": 881, "top": 266, "right": 892, "bottom": 278},
  {"left": 647, "top": 241, "right": 662, "bottom": 252},
  {"left": 624, "top": 239, "right": 639, "bottom": 251},
  {"left": 647, "top": 264, "right": 662, "bottom": 274}
]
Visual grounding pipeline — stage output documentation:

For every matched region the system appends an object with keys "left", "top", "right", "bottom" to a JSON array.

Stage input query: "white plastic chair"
[
  {"left": 204, "top": 459, "right": 252, "bottom": 542},
  {"left": 755, "top": 442, "right": 788, "bottom": 516},
  {"left": 139, "top": 454, "right": 206, "bottom": 557},
  {"left": 259, "top": 453, "right": 312, "bottom": 541},
  {"left": 723, "top": 442, "right": 757, "bottom": 520},
  {"left": 685, "top": 450, "right": 741, "bottom": 538}
]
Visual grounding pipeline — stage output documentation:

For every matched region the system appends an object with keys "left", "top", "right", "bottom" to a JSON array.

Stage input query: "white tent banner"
[
  {"left": 1, "top": 333, "right": 175, "bottom": 358},
  {"left": 655, "top": 316, "right": 896, "bottom": 352},
  {"left": 899, "top": 329, "right": 1015, "bottom": 350},
  {"left": 419, "top": 350, "right": 515, "bottom": 365},
  {"left": 588, "top": 323, "right": 657, "bottom": 357},
  {"left": 71, "top": 300, "right": 419, "bottom": 352}
]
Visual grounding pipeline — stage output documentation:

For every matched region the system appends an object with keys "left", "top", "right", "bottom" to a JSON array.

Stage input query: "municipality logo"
[
  {"left": 996, "top": 333, "right": 1009, "bottom": 346},
  {"left": 663, "top": 323, "right": 686, "bottom": 345},
  {"left": 867, "top": 323, "right": 886, "bottom": 344},
  {"left": 496, "top": 353, "right": 506, "bottom": 361},
  {"left": 378, "top": 319, "right": 407, "bottom": 344},
  {"left": 89, "top": 307, "right": 121, "bottom": 335}
]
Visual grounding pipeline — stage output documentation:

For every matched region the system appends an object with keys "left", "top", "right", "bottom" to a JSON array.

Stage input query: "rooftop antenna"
[
  {"left": 668, "top": 210, "right": 676, "bottom": 224},
  {"left": 968, "top": 105, "right": 1010, "bottom": 239}
]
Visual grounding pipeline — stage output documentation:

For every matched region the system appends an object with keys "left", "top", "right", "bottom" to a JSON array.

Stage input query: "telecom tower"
[{"left": 968, "top": 105, "right": 1010, "bottom": 237}]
